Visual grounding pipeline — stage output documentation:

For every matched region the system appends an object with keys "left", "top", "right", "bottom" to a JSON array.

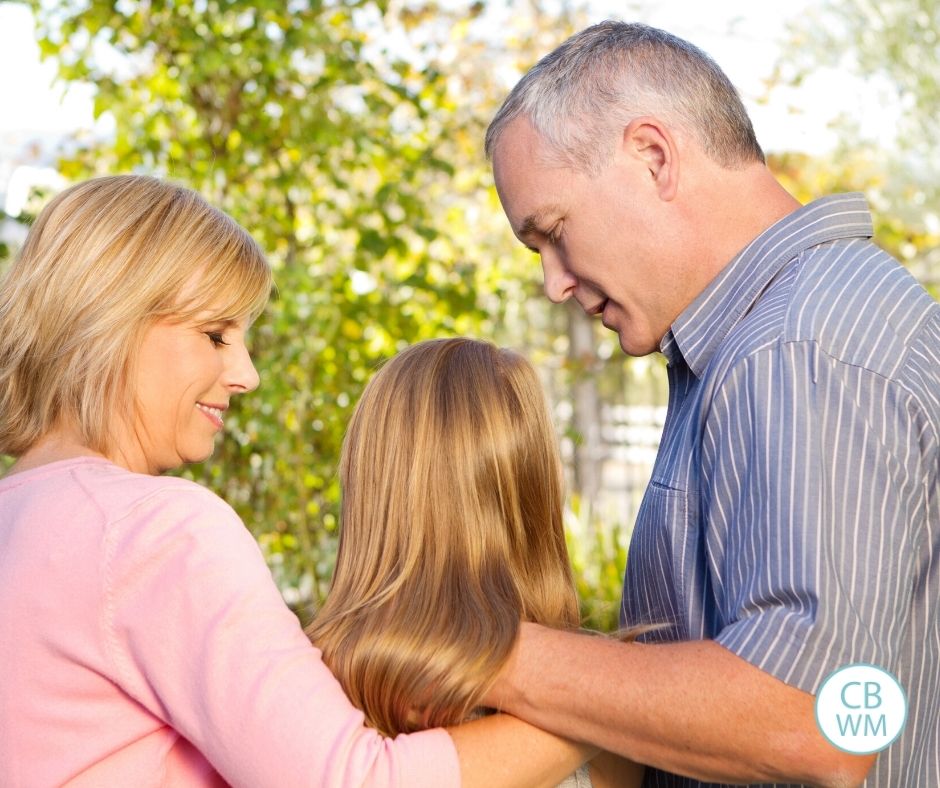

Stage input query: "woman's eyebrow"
[{"left": 197, "top": 317, "right": 240, "bottom": 329}]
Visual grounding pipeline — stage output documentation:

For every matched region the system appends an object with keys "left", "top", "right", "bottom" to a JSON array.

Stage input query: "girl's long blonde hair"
[{"left": 306, "top": 338, "right": 579, "bottom": 736}]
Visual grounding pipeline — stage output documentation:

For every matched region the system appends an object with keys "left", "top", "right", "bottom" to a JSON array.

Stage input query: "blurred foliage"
[
  {"left": 0, "top": 188, "right": 44, "bottom": 301},
  {"left": 565, "top": 495, "right": 630, "bottom": 632},
  {"left": 769, "top": 149, "right": 940, "bottom": 297},
  {"left": 0, "top": 208, "right": 29, "bottom": 270},
  {"left": 10, "top": 0, "right": 936, "bottom": 629},
  {"left": 777, "top": 0, "right": 939, "bottom": 147},
  {"left": 20, "top": 0, "right": 620, "bottom": 617},
  {"left": 771, "top": 0, "right": 940, "bottom": 297},
  {"left": 23, "top": 0, "right": 474, "bottom": 609}
]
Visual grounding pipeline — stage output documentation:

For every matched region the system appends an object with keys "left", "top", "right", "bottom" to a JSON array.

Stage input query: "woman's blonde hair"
[
  {"left": 306, "top": 337, "right": 580, "bottom": 737},
  {"left": 0, "top": 174, "right": 272, "bottom": 457}
]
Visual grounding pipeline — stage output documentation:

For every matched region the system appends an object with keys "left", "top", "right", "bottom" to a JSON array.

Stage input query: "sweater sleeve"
[{"left": 100, "top": 483, "right": 460, "bottom": 788}]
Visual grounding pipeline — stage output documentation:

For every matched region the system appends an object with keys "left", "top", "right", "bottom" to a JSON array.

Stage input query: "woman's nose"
[{"left": 225, "top": 340, "right": 260, "bottom": 393}]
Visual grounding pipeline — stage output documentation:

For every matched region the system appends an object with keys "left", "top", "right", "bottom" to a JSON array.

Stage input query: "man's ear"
[{"left": 621, "top": 116, "right": 679, "bottom": 201}]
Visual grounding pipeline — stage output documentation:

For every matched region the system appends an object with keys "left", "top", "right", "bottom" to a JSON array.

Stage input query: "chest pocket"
[{"left": 621, "top": 479, "right": 702, "bottom": 642}]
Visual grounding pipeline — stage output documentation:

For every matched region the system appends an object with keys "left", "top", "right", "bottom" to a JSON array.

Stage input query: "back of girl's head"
[
  {"left": 0, "top": 174, "right": 272, "bottom": 457},
  {"left": 307, "top": 337, "right": 579, "bottom": 736}
]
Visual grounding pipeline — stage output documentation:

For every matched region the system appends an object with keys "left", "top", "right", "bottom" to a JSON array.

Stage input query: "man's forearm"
[{"left": 492, "top": 624, "right": 875, "bottom": 787}]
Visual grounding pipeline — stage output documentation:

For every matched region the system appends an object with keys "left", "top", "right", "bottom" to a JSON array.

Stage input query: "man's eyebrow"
[{"left": 518, "top": 205, "right": 564, "bottom": 237}]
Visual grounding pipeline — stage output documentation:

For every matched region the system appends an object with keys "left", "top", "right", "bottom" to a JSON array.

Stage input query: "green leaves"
[
  {"left": 15, "top": 0, "right": 666, "bottom": 627},
  {"left": 773, "top": 0, "right": 940, "bottom": 294},
  {"left": 23, "top": 0, "right": 496, "bottom": 610}
]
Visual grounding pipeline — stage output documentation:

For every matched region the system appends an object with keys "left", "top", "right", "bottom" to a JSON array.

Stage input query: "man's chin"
[{"left": 615, "top": 329, "right": 658, "bottom": 358}]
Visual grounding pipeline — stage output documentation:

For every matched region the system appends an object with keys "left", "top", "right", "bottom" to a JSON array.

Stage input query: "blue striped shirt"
[{"left": 621, "top": 194, "right": 940, "bottom": 787}]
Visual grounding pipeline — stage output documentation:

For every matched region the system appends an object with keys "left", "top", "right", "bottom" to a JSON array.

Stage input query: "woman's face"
[{"left": 117, "top": 311, "right": 259, "bottom": 474}]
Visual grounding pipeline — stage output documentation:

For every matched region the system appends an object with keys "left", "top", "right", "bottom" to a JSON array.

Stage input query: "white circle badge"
[{"left": 815, "top": 663, "right": 907, "bottom": 754}]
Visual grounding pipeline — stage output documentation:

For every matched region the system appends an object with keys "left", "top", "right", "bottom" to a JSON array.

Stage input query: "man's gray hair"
[{"left": 485, "top": 21, "right": 765, "bottom": 173}]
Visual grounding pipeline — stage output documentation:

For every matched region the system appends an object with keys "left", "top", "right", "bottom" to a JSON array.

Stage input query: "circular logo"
[{"left": 815, "top": 663, "right": 907, "bottom": 754}]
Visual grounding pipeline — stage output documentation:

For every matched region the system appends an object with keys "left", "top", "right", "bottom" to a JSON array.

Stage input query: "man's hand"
[{"left": 490, "top": 623, "right": 875, "bottom": 788}]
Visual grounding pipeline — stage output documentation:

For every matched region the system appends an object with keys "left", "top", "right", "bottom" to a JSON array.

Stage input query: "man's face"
[{"left": 492, "top": 116, "right": 682, "bottom": 357}]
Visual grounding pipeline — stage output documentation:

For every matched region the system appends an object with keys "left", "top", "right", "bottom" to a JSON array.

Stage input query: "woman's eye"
[{"left": 206, "top": 331, "right": 229, "bottom": 347}]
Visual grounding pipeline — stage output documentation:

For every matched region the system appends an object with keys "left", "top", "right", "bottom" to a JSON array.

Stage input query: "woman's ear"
[{"left": 621, "top": 116, "right": 679, "bottom": 201}]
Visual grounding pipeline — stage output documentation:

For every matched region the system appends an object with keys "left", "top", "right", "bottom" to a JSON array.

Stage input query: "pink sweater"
[{"left": 0, "top": 457, "right": 460, "bottom": 787}]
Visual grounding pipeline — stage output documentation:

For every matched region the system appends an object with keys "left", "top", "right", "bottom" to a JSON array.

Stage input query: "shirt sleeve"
[
  {"left": 700, "top": 339, "right": 929, "bottom": 694},
  {"left": 100, "top": 484, "right": 460, "bottom": 788}
]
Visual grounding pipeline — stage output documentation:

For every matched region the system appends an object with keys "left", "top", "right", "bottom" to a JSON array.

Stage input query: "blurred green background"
[{"left": 1, "top": 0, "right": 937, "bottom": 631}]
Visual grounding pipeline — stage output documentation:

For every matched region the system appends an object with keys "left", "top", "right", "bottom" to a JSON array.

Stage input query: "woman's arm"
[
  {"left": 450, "top": 714, "right": 597, "bottom": 788},
  {"left": 105, "top": 483, "right": 590, "bottom": 787}
]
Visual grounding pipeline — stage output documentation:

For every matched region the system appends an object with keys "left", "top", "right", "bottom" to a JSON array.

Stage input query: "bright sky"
[
  {"left": 0, "top": 3, "right": 95, "bottom": 133},
  {"left": 0, "top": 0, "right": 898, "bottom": 152}
]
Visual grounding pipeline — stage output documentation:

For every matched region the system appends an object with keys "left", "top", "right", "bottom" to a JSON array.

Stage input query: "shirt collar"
[{"left": 660, "top": 193, "right": 874, "bottom": 377}]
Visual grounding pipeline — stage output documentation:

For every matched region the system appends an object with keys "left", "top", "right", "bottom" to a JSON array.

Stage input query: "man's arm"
[{"left": 491, "top": 625, "right": 875, "bottom": 788}]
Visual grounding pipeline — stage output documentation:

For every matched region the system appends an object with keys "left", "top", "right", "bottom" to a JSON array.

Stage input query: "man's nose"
[{"left": 541, "top": 254, "right": 577, "bottom": 304}]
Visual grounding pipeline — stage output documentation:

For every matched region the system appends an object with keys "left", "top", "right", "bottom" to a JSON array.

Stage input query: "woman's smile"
[{"left": 196, "top": 402, "right": 226, "bottom": 429}]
